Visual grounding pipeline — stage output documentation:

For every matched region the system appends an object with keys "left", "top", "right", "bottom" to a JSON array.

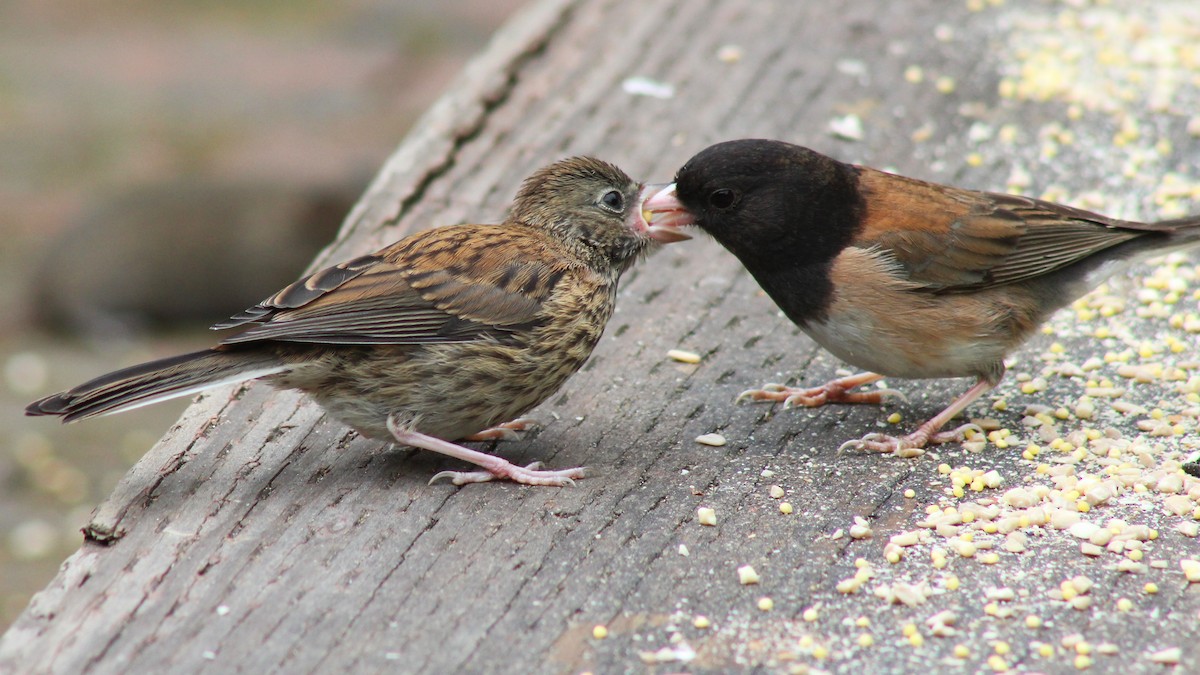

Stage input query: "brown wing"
[
  {"left": 853, "top": 168, "right": 1144, "bottom": 291},
  {"left": 215, "top": 224, "right": 572, "bottom": 345}
]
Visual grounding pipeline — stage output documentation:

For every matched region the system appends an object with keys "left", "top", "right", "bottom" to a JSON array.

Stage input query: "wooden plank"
[{"left": 4, "top": 0, "right": 1200, "bottom": 672}]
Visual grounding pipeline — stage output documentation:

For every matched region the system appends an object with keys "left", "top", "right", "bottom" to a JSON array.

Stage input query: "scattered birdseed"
[
  {"left": 1148, "top": 647, "right": 1182, "bottom": 665},
  {"left": 697, "top": 507, "right": 717, "bottom": 526},
  {"left": 621, "top": 76, "right": 674, "bottom": 99},
  {"left": 757, "top": 596, "right": 773, "bottom": 611},
  {"left": 693, "top": 615, "right": 710, "bottom": 629},
  {"left": 715, "top": 45, "right": 743, "bottom": 63},
  {"left": 592, "top": 625, "right": 608, "bottom": 639},
  {"left": 667, "top": 349, "right": 701, "bottom": 364},
  {"left": 829, "top": 114, "right": 864, "bottom": 141},
  {"left": 768, "top": 485, "right": 785, "bottom": 499},
  {"left": 738, "top": 565, "right": 760, "bottom": 585},
  {"left": 695, "top": 433, "right": 726, "bottom": 447},
  {"left": 779, "top": 502, "right": 794, "bottom": 515}
]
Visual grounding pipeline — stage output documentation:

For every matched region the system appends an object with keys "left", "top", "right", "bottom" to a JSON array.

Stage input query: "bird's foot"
[
  {"left": 837, "top": 422, "right": 983, "bottom": 457},
  {"left": 737, "top": 372, "right": 904, "bottom": 409},
  {"left": 387, "top": 417, "right": 583, "bottom": 488},
  {"left": 461, "top": 417, "right": 540, "bottom": 442},
  {"left": 429, "top": 461, "right": 586, "bottom": 487}
]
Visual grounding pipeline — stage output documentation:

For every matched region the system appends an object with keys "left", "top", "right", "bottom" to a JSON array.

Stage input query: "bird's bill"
[
  {"left": 638, "top": 181, "right": 696, "bottom": 241},
  {"left": 641, "top": 183, "right": 696, "bottom": 239}
]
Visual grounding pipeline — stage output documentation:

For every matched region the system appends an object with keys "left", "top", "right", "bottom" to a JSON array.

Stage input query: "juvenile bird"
[
  {"left": 644, "top": 138, "right": 1200, "bottom": 454},
  {"left": 28, "top": 157, "right": 688, "bottom": 486}
]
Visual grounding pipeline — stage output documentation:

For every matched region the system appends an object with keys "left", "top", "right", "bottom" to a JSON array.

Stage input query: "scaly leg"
[
  {"left": 387, "top": 415, "right": 584, "bottom": 487},
  {"left": 461, "top": 417, "right": 540, "bottom": 442},
  {"left": 737, "top": 372, "right": 905, "bottom": 409},
  {"left": 839, "top": 378, "right": 994, "bottom": 457}
]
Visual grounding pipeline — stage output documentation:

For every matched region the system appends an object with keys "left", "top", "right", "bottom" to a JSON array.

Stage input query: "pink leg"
[
  {"left": 387, "top": 416, "right": 584, "bottom": 487},
  {"left": 737, "top": 372, "right": 905, "bottom": 409},
  {"left": 839, "top": 378, "right": 994, "bottom": 457},
  {"left": 460, "top": 417, "right": 539, "bottom": 442}
]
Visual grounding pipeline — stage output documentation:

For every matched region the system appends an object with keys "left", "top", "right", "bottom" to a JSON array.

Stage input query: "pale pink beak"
[{"left": 640, "top": 183, "right": 695, "bottom": 243}]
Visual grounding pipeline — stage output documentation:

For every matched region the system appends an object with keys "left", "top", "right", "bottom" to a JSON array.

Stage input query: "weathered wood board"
[{"left": 4, "top": 0, "right": 1199, "bottom": 672}]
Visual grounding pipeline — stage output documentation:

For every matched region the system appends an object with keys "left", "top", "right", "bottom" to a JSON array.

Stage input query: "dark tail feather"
[{"left": 25, "top": 349, "right": 290, "bottom": 423}]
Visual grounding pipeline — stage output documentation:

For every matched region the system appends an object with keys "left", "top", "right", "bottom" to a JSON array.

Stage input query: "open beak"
[
  {"left": 640, "top": 183, "right": 695, "bottom": 243},
  {"left": 637, "top": 183, "right": 694, "bottom": 243}
]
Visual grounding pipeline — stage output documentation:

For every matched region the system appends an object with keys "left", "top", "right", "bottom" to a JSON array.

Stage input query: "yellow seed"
[
  {"left": 904, "top": 489, "right": 916, "bottom": 499},
  {"left": 1117, "top": 598, "right": 1133, "bottom": 611},
  {"left": 909, "top": 632, "right": 925, "bottom": 648},
  {"left": 1144, "top": 583, "right": 1159, "bottom": 594},
  {"left": 1074, "top": 655, "right": 1093, "bottom": 670},
  {"left": 855, "top": 616, "right": 871, "bottom": 628},
  {"left": 1026, "top": 615, "right": 1042, "bottom": 628},
  {"left": 954, "top": 644, "right": 971, "bottom": 659},
  {"left": 813, "top": 645, "right": 829, "bottom": 660},
  {"left": 857, "top": 633, "right": 874, "bottom": 648},
  {"left": 592, "top": 625, "right": 608, "bottom": 639},
  {"left": 902, "top": 623, "right": 919, "bottom": 637},
  {"left": 1038, "top": 643, "right": 1055, "bottom": 657},
  {"left": 939, "top": 463, "right": 952, "bottom": 474},
  {"left": 780, "top": 502, "right": 794, "bottom": 515},
  {"left": 1076, "top": 500, "right": 1091, "bottom": 513},
  {"left": 946, "top": 576, "right": 961, "bottom": 591},
  {"left": 1076, "top": 641, "right": 1092, "bottom": 655},
  {"left": 887, "top": 412, "right": 902, "bottom": 424},
  {"left": 758, "top": 596, "right": 774, "bottom": 611},
  {"left": 995, "top": 641, "right": 1011, "bottom": 655},
  {"left": 802, "top": 607, "right": 819, "bottom": 622},
  {"left": 693, "top": 615, "right": 711, "bottom": 629},
  {"left": 988, "top": 654, "right": 1009, "bottom": 672}
]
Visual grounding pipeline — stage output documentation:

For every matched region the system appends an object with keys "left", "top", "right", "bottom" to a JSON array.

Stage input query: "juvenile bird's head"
[
  {"left": 644, "top": 139, "right": 863, "bottom": 269},
  {"left": 511, "top": 156, "right": 688, "bottom": 275}
]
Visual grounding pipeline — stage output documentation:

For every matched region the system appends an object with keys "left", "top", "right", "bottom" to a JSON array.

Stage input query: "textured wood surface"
[{"left": 4, "top": 0, "right": 1200, "bottom": 672}]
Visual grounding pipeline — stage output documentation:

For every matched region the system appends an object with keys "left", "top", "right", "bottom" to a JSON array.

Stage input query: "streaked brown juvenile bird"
[
  {"left": 644, "top": 139, "right": 1200, "bottom": 454},
  {"left": 27, "top": 157, "right": 688, "bottom": 486}
]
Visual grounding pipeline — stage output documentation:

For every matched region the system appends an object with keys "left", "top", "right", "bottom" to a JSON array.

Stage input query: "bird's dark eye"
[
  {"left": 708, "top": 188, "right": 736, "bottom": 209},
  {"left": 600, "top": 189, "right": 624, "bottom": 212}
]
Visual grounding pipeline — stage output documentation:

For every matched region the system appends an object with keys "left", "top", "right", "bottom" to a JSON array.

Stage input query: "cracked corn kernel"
[
  {"left": 954, "top": 644, "right": 971, "bottom": 659},
  {"left": 1144, "top": 582, "right": 1159, "bottom": 594},
  {"left": 592, "top": 625, "right": 608, "bottom": 639},
  {"left": 693, "top": 615, "right": 711, "bottom": 629},
  {"left": 697, "top": 507, "right": 717, "bottom": 526},
  {"left": 1038, "top": 643, "right": 1055, "bottom": 658},
  {"left": 757, "top": 597, "right": 774, "bottom": 611},
  {"left": 1117, "top": 598, "right": 1133, "bottom": 611},
  {"left": 908, "top": 632, "right": 924, "bottom": 648},
  {"left": 857, "top": 633, "right": 874, "bottom": 648},
  {"left": 738, "top": 565, "right": 760, "bottom": 585},
  {"left": 803, "top": 607, "right": 819, "bottom": 622}
]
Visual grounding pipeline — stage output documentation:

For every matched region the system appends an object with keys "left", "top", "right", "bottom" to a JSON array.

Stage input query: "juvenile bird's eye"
[
  {"left": 708, "top": 188, "right": 736, "bottom": 209},
  {"left": 600, "top": 190, "right": 624, "bottom": 212}
]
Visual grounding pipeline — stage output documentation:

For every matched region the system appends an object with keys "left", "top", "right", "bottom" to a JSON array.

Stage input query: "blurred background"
[{"left": 0, "top": 0, "right": 523, "bottom": 629}]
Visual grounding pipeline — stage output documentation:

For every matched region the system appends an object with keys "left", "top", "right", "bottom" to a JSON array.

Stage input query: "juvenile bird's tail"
[{"left": 25, "top": 349, "right": 290, "bottom": 423}]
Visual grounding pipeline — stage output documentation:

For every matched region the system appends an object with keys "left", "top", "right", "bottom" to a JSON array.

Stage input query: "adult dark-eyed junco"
[
  {"left": 644, "top": 138, "right": 1200, "bottom": 454},
  {"left": 28, "top": 156, "right": 688, "bottom": 486}
]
